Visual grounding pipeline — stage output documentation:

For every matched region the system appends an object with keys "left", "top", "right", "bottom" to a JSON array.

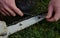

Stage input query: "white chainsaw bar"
[
  {"left": 0, "top": 14, "right": 46, "bottom": 38},
  {"left": 8, "top": 15, "right": 45, "bottom": 35}
]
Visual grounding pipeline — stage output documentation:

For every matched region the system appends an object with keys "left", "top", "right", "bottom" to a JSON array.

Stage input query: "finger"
[
  {"left": 3, "top": 1, "right": 23, "bottom": 16},
  {"left": 11, "top": 6, "right": 23, "bottom": 16},
  {"left": 3, "top": 5, "right": 16, "bottom": 16},
  {"left": 46, "top": 4, "right": 53, "bottom": 19},
  {"left": 1, "top": 8, "right": 10, "bottom": 16},
  {"left": 47, "top": 11, "right": 60, "bottom": 22},
  {"left": 0, "top": 10, "right": 6, "bottom": 16}
]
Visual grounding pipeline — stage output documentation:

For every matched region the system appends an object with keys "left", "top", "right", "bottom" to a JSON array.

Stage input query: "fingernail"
[
  {"left": 55, "top": 18, "right": 59, "bottom": 21},
  {"left": 20, "top": 13, "right": 24, "bottom": 16},
  {"left": 13, "top": 14, "right": 16, "bottom": 16}
]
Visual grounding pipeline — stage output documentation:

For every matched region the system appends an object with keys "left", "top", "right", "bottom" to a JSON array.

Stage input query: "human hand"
[
  {"left": 46, "top": 0, "right": 60, "bottom": 22},
  {"left": 0, "top": 0, "right": 23, "bottom": 16}
]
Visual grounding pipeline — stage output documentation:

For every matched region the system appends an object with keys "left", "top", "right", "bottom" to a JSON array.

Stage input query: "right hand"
[
  {"left": 46, "top": 0, "right": 60, "bottom": 22},
  {"left": 0, "top": 0, "right": 23, "bottom": 16}
]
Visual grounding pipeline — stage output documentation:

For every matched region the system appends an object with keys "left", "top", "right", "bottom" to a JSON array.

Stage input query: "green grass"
[{"left": 9, "top": 0, "right": 60, "bottom": 38}]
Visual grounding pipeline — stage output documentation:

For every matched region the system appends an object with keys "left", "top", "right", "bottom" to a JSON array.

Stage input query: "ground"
[{"left": 9, "top": 0, "right": 60, "bottom": 38}]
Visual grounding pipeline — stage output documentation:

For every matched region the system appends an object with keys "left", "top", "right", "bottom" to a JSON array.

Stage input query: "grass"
[{"left": 9, "top": 0, "right": 60, "bottom": 38}]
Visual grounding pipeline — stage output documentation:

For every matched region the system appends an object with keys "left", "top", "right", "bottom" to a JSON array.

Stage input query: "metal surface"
[
  {"left": 0, "top": 13, "right": 46, "bottom": 38},
  {"left": 7, "top": 14, "right": 45, "bottom": 35}
]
